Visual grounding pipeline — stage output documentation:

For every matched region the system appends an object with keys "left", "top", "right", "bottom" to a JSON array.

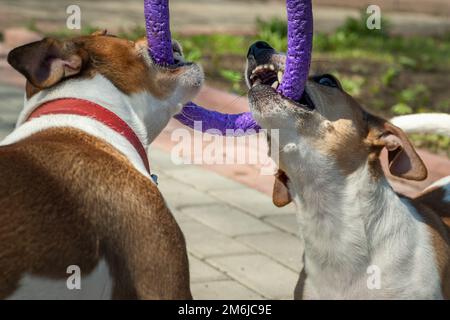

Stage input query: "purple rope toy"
[{"left": 144, "top": 0, "right": 313, "bottom": 135}]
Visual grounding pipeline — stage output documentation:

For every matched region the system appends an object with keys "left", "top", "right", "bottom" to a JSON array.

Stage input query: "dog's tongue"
[
  {"left": 278, "top": 0, "right": 313, "bottom": 102},
  {"left": 144, "top": 0, "right": 174, "bottom": 65}
]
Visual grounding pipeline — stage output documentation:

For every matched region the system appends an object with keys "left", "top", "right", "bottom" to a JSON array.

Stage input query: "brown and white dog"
[
  {"left": 1, "top": 31, "right": 203, "bottom": 299},
  {"left": 246, "top": 41, "right": 450, "bottom": 299}
]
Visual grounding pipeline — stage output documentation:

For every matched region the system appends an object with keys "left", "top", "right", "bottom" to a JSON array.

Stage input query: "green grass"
[{"left": 258, "top": 13, "right": 450, "bottom": 72}]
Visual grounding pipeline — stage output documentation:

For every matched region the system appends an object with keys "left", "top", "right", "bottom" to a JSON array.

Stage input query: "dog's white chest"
[{"left": 7, "top": 259, "right": 113, "bottom": 300}]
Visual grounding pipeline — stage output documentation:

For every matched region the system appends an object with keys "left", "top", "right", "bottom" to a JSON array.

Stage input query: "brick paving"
[{"left": 149, "top": 148, "right": 303, "bottom": 299}]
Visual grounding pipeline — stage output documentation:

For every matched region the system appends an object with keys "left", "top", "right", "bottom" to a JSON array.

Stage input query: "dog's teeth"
[
  {"left": 271, "top": 81, "right": 279, "bottom": 89},
  {"left": 277, "top": 71, "right": 283, "bottom": 82},
  {"left": 269, "top": 64, "right": 275, "bottom": 71}
]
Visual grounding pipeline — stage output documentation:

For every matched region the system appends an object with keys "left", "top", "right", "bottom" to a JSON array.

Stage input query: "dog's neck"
[
  {"left": 287, "top": 151, "right": 440, "bottom": 298},
  {"left": 1, "top": 74, "right": 183, "bottom": 180},
  {"left": 290, "top": 160, "right": 399, "bottom": 265},
  {"left": 17, "top": 74, "right": 182, "bottom": 146}
]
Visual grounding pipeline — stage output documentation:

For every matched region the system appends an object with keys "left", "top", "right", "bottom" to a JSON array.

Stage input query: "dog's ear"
[
  {"left": 7, "top": 38, "right": 88, "bottom": 89},
  {"left": 369, "top": 117, "right": 427, "bottom": 181},
  {"left": 273, "top": 170, "right": 292, "bottom": 207}
]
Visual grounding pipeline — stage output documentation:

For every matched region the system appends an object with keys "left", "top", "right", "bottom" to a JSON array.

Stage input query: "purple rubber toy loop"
[
  {"left": 277, "top": 0, "right": 313, "bottom": 102},
  {"left": 144, "top": 0, "right": 313, "bottom": 135},
  {"left": 144, "top": 0, "right": 174, "bottom": 65}
]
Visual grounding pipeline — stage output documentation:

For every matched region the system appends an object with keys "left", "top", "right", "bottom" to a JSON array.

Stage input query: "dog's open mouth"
[
  {"left": 249, "top": 64, "right": 282, "bottom": 89},
  {"left": 248, "top": 64, "right": 315, "bottom": 110}
]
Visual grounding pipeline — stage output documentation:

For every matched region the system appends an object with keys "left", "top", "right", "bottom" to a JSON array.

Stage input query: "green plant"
[
  {"left": 256, "top": 17, "right": 287, "bottom": 38},
  {"left": 398, "top": 56, "right": 417, "bottom": 69},
  {"left": 391, "top": 103, "right": 413, "bottom": 115},
  {"left": 397, "top": 84, "right": 430, "bottom": 107},
  {"left": 410, "top": 134, "right": 450, "bottom": 157},
  {"left": 381, "top": 66, "right": 400, "bottom": 87},
  {"left": 337, "top": 10, "right": 389, "bottom": 39},
  {"left": 26, "top": 19, "right": 39, "bottom": 33},
  {"left": 340, "top": 75, "right": 365, "bottom": 96},
  {"left": 438, "top": 99, "right": 450, "bottom": 113},
  {"left": 181, "top": 40, "right": 202, "bottom": 62},
  {"left": 313, "top": 13, "right": 450, "bottom": 71},
  {"left": 256, "top": 17, "right": 287, "bottom": 52},
  {"left": 219, "top": 69, "right": 243, "bottom": 94}
]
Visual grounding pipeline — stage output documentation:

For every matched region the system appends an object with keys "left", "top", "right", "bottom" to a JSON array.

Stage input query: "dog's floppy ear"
[
  {"left": 7, "top": 38, "right": 88, "bottom": 89},
  {"left": 370, "top": 116, "right": 427, "bottom": 181},
  {"left": 273, "top": 170, "right": 292, "bottom": 207}
]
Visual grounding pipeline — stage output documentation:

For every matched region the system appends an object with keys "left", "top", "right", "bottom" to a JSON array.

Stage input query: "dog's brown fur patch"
[
  {"left": 76, "top": 35, "right": 175, "bottom": 99},
  {"left": 413, "top": 187, "right": 450, "bottom": 299},
  {"left": 310, "top": 86, "right": 369, "bottom": 176}
]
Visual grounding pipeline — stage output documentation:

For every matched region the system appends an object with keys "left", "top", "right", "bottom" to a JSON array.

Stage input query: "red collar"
[{"left": 26, "top": 98, "right": 151, "bottom": 174}]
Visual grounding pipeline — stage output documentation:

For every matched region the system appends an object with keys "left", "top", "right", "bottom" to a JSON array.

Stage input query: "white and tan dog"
[
  {"left": 1, "top": 31, "right": 203, "bottom": 299},
  {"left": 246, "top": 41, "right": 450, "bottom": 299}
]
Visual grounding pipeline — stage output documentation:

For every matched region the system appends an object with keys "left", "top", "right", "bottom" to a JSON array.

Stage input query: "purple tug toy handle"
[
  {"left": 278, "top": 0, "right": 313, "bottom": 102},
  {"left": 144, "top": 0, "right": 174, "bottom": 65},
  {"left": 144, "top": 0, "right": 313, "bottom": 135},
  {"left": 175, "top": 102, "right": 260, "bottom": 135}
]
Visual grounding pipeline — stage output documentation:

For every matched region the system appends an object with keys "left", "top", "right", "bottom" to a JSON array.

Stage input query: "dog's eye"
[{"left": 318, "top": 76, "right": 338, "bottom": 88}]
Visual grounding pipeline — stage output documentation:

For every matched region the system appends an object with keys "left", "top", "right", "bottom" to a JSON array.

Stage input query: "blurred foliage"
[
  {"left": 219, "top": 69, "right": 243, "bottom": 94},
  {"left": 25, "top": 19, "right": 40, "bottom": 33},
  {"left": 177, "top": 34, "right": 246, "bottom": 57},
  {"left": 410, "top": 133, "right": 450, "bottom": 157},
  {"left": 381, "top": 66, "right": 399, "bottom": 87},
  {"left": 340, "top": 75, "right": 365, "bottom": 96},
  {"left": 391, "top": 103, "right": 413, "bottom": 116},
  {"left": 397, "top": 84, "right": 431, "bottom": 107},
  {"left": 313, "top": 12, "right": 450, "bottom": 71},
  {"left": 255, "top": 17, "right": 288, "bottom": 52},
  {"left": 440, "top": 99, "right": 450, "bottom": 113}
]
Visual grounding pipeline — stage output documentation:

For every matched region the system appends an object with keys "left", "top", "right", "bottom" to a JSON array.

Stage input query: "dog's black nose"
[{"left": 247, "top": 41, "right": 275, "bottom": 61}]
